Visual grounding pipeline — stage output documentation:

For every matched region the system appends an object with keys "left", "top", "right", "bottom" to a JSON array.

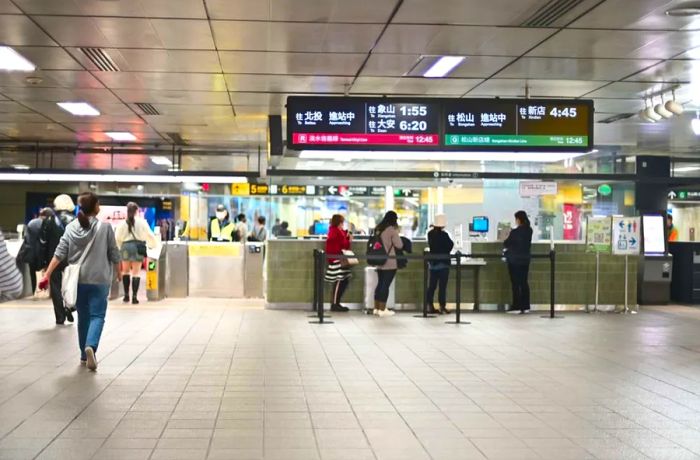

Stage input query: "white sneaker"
[
  {"left": 373, "top": 309, "right": 379, "bottom": 316},
  {"left": 378, "top": 309, "right": 395, "bottom": 317},
  {"left": 85, "top": 346, "right": 97, "bottom": 371}
]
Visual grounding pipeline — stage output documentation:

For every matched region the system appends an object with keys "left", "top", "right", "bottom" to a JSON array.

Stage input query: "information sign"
[
  {"left": 231, "top": 183, "right": 250, "bottom": 196},
  {"left": 642, "top": 215, "right": 665, "bottom": 254},
  {"left": 519, "top": 181, "right": 558, "bottom": 197},
  {"left": 320, "top": 185, "right": 386, "bottom": 197},
  {"left": 668, "top": 189, "right": 700, "bottom": 201},
  {"left": 270, "top": 184, "right": 313, "bottom": 196},
  {"left": 586, "top": 216, "right": 612, "bottom": 253},
  {"left": 612, "top": 217, "right": 641, "bottom": 256},
  {"left": 250, "top": 184, "right": 269, "bottom": 195}
]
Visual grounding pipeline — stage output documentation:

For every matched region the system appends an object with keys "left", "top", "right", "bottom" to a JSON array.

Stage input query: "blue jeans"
[{"left": 76, "top": 284, "right": 110, "bottom": 360}]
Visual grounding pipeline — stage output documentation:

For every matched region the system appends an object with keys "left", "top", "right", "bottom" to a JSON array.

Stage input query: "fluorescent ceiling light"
[
  {"left": 150, "top": 156, "right": 173, "bottom": 166},
  {"left": 0, "top": 173, "right": 247, "bottom": 184},
  {"left": 299, "top": 150, "right": 586, "bottom": 163},
  {"left": 0, "top": 46, "right": 36, "bottom": 72},
  {"left": 57, "top": 102, "right": 100, "bottom": 117},
  {"left": 674, "top": 165, "right": 700, "bottom": 172},
  {"left": 692, "top": 118, "right": 700, "bottom": 135},
  {"left": 105, "top": 131, "right": 137, "bottom": 141},
  {"left": 11, "top": 164, "right": 30, "bottom": 170},
  {"left": 423, "top": 56, "right": 465, "bottom": 78}
]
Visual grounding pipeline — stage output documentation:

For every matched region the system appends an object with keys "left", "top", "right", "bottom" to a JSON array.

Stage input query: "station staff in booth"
[
  {"left": 209, "top": 204, "right": 235, "bottom": 242},
  {"left": 668, "top": 214, "right": 679, "bottom": 242}
]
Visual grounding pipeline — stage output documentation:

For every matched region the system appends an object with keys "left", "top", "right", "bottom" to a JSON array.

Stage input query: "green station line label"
[{"left": 445, "top": 134, "right": 588, "bottom": 147}]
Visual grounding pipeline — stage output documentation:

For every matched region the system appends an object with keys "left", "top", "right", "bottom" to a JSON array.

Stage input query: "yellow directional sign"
[{"left": 231, "top": 183, "right": 251, "bottom": 196}]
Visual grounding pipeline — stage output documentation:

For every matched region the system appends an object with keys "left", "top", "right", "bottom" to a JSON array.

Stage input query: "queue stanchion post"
[
  {"left": 415, "top": 252, "right": 436, "bottom": 318},
  {"left": 446, "top": 251, "right": 470, "bottom": 325},
  {"left": 309, "top": 249, "right": 319, "bottom": 316},
  {"left": 310, "top": 250, "right": 333, "bottom": 324},
  {"left": 541, "top": 250, "right": 563, "bottom": 319}
]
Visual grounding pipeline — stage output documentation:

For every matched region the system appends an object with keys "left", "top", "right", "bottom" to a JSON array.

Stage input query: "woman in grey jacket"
[
  {"left": 373, "top": 211, "right": 403, "bottom": 317},
  {"left": 40, "top": 192, "right": 120, "bottom": 371}
]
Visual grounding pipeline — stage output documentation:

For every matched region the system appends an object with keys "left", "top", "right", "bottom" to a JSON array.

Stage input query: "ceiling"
[{"left": 0, "top": 0, "right": 699, "bottom": 152}]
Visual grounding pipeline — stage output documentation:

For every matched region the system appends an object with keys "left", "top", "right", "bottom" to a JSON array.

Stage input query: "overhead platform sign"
[{"left": 287, "top": 96, "right": 593, "bottom": 152}]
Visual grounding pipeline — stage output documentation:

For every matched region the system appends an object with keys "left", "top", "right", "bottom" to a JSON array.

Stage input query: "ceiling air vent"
[
  {"left": 521, "top": 0, "right": 586, "bottom": 27},
  {"left": 80, "top": 47, "right": 119, "bottom": 72},
  {"left": 136, "top": 103, "right": 160, "bottom": 116},
  {"left": 599, "top": 113, "right": 635, "bottom": 124}
]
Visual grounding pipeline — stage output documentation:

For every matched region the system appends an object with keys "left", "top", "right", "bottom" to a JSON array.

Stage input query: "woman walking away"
[
  {"left": 40, "top": 192, "right": 120, "bottom": 371},
  {"left": 427, "top": 214, "right": 454, "bottom": 315},
  {"left": 115, "top": 202, "right": 157, "bottom": 304},
  {"left": 373, "top": 211, "right": 403, "bottom": 317},
  {"left": 504, "top": 210, "right": 533, "bottom": 314},
  {"left": 325, "top": 214, "right": 352, "bottom": 312}
]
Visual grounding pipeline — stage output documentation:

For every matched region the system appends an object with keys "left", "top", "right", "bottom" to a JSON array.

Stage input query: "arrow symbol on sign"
[
  {"left": 619, "top": 221, "right": 625, "bottom": 229},
  {"left": 630, "top": 237, "right": 637, "bottom": 246},
  {"left": 403, "top": 190, "right": 411, "bottom": 197},
  {"left": 669, "top": 191, "right": 677, "bottom": 199},
  {"left": 328, "top": 186, "right": 338, "bottom": 194}
]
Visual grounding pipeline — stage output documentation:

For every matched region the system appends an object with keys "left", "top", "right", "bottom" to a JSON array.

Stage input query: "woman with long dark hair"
[
  {"left": 504, "top": 210, "right": 533, "bottom": 314},
  {"left": 40, "top": 192, "right": 120, "bottom": 370},
  {"left": 373, "top": 211, "right": 403, "bottom": 317},
  {"left": 325, "top": 214, "right": 352, "bottom": 312},
  {"left": 115, "top": 202, "right": 156, "bottom": 304}
]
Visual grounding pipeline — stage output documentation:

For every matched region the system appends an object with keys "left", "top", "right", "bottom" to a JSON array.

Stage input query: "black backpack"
[{"left": 366, "top": 234, "right": 388, "bottom": 266}]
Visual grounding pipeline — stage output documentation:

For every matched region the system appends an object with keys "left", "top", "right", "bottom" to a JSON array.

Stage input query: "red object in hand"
[{"left": 38, "top": 277, "right": 49, "bottom": 291}]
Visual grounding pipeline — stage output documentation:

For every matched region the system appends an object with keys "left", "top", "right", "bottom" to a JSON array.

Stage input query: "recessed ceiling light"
[
  {"left": 105, "top": 131, "right": 137, "bottom": 141},
  {"left": 666, "top": 2, "right": 700, "bottom": 16},
  {"left": 423, "top": 56, "right": 465, "bottom": 78},
  {"left": 11, "top": 164, "right": 30, "bottom": 170},
  {"left": 57, "top": 102, "right": 100, "bottom": 117},
  {"left": 0, "top": 46, "right": 36, "bottom": 72},
  {"left": 150, "top": 156, "right": 173, "bottom": 166}
]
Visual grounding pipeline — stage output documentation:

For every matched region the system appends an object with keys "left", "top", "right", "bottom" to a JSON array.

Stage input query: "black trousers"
[
  {"left": 508, "top": 263, "right": 531, "bottom": 311},
  {"left": 374, "top": 269, "right": 396, "bottom": 302},
  {"left": 332, "top": 278, "right": 349, "bottom": 305},
  {"left": 50, "top": 264, "right": 66, "bottom": 323},
  {"left": 427, "top": 268, "right": 450, "bottom": 308}
]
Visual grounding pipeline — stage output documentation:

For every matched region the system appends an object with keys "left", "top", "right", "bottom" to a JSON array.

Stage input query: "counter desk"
[{"left": 265, "top": 240, "right": 638, "bottom": 310}]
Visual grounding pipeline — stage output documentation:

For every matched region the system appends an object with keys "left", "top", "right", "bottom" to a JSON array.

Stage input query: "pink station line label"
[{"left": 293, "top": 132, "right": 440, "bottom": 146}]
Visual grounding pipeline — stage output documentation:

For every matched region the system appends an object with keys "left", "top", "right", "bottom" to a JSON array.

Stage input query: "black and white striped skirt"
[{"left": 325, "top": 261, "right": 352, "bottom": 283}]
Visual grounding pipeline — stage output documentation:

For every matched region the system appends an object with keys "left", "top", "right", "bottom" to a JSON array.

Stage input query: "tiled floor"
[{"left": 1, "top": 301, "right": 700, "bottom": 460}]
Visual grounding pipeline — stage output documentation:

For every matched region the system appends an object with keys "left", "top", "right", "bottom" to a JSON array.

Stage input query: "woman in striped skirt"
[{"left": 325, "top": 214, "right": 352, "bottom": 312}]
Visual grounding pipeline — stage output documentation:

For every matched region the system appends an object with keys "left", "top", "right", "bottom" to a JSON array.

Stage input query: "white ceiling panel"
[
  {"left": 0, "top": 14, "right": 56, "bottom": 46},
  {"left": 212, "top": 21, "right": 383, "bottom": 53},
  {"left": 225, "top": 75, "right": 352, "bottom": 93},
  {"left": 467, "top": 79, "right": 607, "bottom": 97},
  {"left": 219, "top": 51, "right": 365, "bottom": 76},
  {"left": 231, "top": 92, "right": 332, "bottom": 107},
  {"left": 96, "top": 73, "right": 227, "bottom": 92},
  {"left": 0, "top": 1, "right": 20, "bottom": 13},
  {"left": 350, "top": 77, "right": 482, "bottom": 96},
  {"left": 0, "top": 101, "right": 33, "bottom": 113},
  {"left": 206, "top": 0, "right": 396, "bottom": 22},
  {"left": 0, "top": 70, "right": 104, "bottom": 89},
  {"left": 624, "top": 60, "right": 698, "bottom": 83},
  {"left": 13, "top": 0, "right": 207, "bottom": 18},
  {"left": 591, "top": 98, "right": 644, "bottom": 113},
  {"left": 586, "top": 81, "right": 678, "bottom": 99},
  {"left": 376, "top": 25, "right": 553, "bottom": 56},
  {"left": 393, "top": 0, "right": 550, "bottom": 25},
  {"left": 20, "top": 101, "right": 135, "bottom": 120},
  {"left": 448, "top": 56, "right": 516, "bottom": 78},
  {"left": 12, "top": 47, "right": 83, "bottom": 70},
  {"left": 361, "top": 54, "right": 420, "bottom": 77},
  {"left": 529, "top": 29, "right": 700, "bottom": 60},
  {"left": 496, "top": 57, "right": 661, "bottom": 81},
  {"left": 0, "top": 112, "right": 50, "bottom": 123},
  {"left": 67, "top": 49, "right": 222, "bottom": 73},
  {"left": 141, "top": 104, "right": 232, "bottom": 118},
  {"left": 34, "top": 17, "right": 214, "bottom": 49},
  {"left": 571, "top": 0, "right": 700, "bottom": 30},
  {"left": 113, "top": 89, "right": 231, "bottom": 105},
  {"left": 0, "top": 123, "right": 75, "bottom": 140},
  {"left": 0, "top": 87, "right": 121, "bottom": 103}
]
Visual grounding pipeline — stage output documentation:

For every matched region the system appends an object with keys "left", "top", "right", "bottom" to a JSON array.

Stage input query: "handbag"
[
  {"left": 62, "top": 222, "right": 100, "bottom": 309},
  {"left": 130, "top": 228, "right": 148, "bottom": 256},
  {"left": 341, "top": 249, "right": 359, "bottom": 267}
]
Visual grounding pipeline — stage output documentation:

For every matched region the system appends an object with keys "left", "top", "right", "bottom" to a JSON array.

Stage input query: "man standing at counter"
[
  {"left": 235, "top": 214, "right": 248, "bottom": 243},
  {"left": 209, "top": 205, "right": 235, "bottom": 242}
]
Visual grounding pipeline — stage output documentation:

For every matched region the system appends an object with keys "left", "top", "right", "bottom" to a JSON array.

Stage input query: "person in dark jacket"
[
  {"left": 44, "top": 194, "right": 77, "bottom": 324},
  {"left": 426, "top": 214, "right": 454, "bottom": 314},
  {"left": 504, "top": 210, "right": 533, "bottom": 314}
]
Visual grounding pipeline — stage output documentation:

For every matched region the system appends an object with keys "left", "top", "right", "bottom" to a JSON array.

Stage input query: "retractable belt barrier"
[{"left": 310, "top": 249, "right": 558, "bottom": 324}]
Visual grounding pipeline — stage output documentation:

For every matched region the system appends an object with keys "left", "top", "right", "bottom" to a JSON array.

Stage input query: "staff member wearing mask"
[
  {"left": 426, "top": 214, "right": 454, "bottom": 315},
  {"left": 209, "top": 205, "right": 235, "bottom": 242},
  {"left": 504, "top": 210, "right": 533, "bottom": 314}
]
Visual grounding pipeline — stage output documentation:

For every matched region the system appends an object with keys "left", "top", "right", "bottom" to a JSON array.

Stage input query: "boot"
[
  {"left": 122, "top": 274, "right": 130, "bottom": 302},
  {"left": 131, "top": 277, "right": 140, "bottom": 304}
]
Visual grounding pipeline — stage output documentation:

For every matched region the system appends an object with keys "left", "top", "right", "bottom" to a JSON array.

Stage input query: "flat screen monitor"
[
  {"left": 642, "top": 214, "right": 666, "bottom": 254},
  {"left": 472, "top": 216, "right": 489, "bottom": 233},
  {"left": 314, "top": 221, "right": 329, "bottom": 235}
]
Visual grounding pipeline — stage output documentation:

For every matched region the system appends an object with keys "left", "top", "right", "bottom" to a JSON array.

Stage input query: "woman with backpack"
[
  {"left": 372, "top": 211, "right": 403, "bottom": 317},
  {"left": 115, "top": 202, "right": 157, "bottom": 304},
  {"left": 40, "top": 192, "right": 121, "bottom": 371}
]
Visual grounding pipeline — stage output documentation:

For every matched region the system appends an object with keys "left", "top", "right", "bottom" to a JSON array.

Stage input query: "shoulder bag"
[
  {"left": 130, "top": 226, "right": 148, "bottom": 257},
  {"left": 61, "top": 223, "right": 100, "bottom": 309}
]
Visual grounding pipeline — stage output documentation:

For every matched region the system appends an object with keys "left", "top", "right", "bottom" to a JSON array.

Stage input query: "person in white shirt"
[
  {"left": 236, "top": 213, "right": 248, "bottom": 243},
  {"left": 115, "top": 202, "right": 156, "bottom": 304}
]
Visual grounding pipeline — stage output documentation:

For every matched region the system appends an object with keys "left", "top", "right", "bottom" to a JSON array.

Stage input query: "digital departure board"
[
  {"left": 286, "top": 96, "right": 594, "bottom": 152},
  {"left": 287, "top": 97, "right": 440, "bottom": 149},
  {"left": 443, "top": 99, "right": 593, "bottom": 150}
]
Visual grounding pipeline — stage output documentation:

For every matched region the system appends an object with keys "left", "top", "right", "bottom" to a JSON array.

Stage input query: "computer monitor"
[
  {"left": 314, "top": 221, "right": 329, "bottom": 235},
  {"left": 472, "top": 216, "right": 489, "bottom": 233}
]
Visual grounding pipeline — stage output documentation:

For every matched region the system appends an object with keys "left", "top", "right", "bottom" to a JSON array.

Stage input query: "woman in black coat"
[
  {"left": 504, "top": 210, "right": 533, "bottom": 314},
  {"left": 427, "top": 214, "right": 454, "bottom": 314}
]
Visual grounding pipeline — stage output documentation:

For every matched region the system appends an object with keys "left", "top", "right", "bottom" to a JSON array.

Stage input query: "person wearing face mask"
[{"left": 209, "top": 204, "right": 235, "bottom": 242}]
